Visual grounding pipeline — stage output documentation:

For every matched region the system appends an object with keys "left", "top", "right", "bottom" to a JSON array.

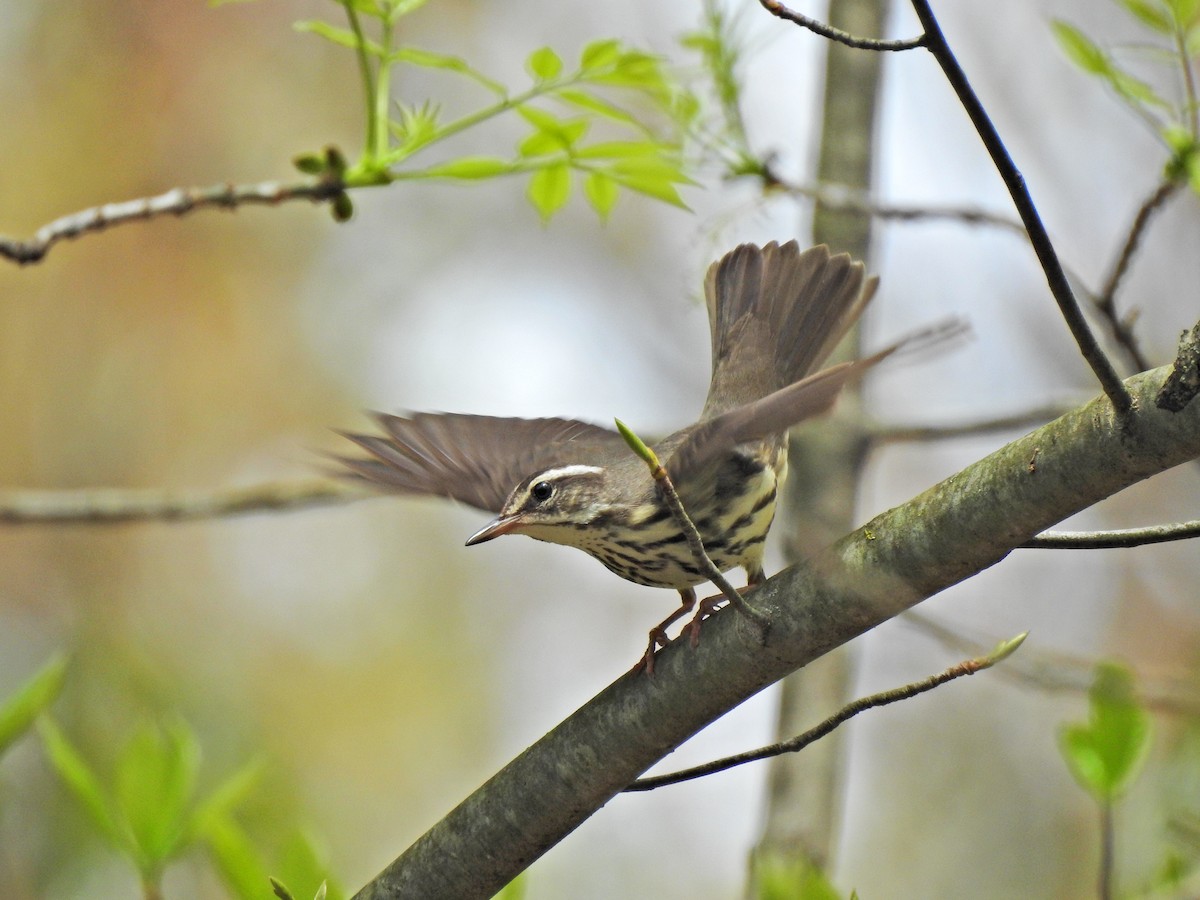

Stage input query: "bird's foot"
[
  {"left": 637, "top": 588, "right": 697, "bottom": 676},
  {"left": 683, "top": 594, "right": 728, "bottom": 647}
]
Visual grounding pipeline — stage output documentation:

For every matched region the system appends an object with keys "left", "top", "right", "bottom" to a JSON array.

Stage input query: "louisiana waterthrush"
[{"left": 342, "top": 241, "right": 899, "bottom": 670}]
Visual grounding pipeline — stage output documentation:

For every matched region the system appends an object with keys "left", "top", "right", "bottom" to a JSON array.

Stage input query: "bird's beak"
[{"left": 465, "top": 514, "right": 524, "bottom": 546}]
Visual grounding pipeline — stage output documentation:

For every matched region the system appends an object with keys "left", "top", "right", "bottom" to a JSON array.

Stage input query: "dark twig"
[
  {"left": 0, "top": 179, "right": 345, "bottom": 266},
  {"left": 624, "top": 633, "right": 1025, "bottom": 791},
  {"left": 908, "top": 0, "right": 1132, "bottom": 414},
  {"left": 0, "top": 480, "right": 356, "bottom": 524},
  {"left": 1023, "top": 519, "right": 1200, "bottom": 549},
  {"left": 757, "top": 0, "right": 925, "bottom": 51},
  {"left": 1095, "top": 180, "right": 1180, "bottom": 374}
]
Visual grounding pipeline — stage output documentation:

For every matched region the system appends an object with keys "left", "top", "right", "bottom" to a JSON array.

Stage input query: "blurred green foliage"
[{"left": 1053, "top": 0, "right": 1200, "bottom": 192}]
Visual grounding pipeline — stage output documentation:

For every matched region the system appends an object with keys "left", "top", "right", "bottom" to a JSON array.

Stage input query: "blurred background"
[{"left": 0, "top": 1, "right": 1198, "bottom": 897}]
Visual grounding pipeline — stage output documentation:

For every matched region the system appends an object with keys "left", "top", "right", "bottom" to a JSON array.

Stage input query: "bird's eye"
[{"left": 530, "top": 481, "right": 554, "bottom": 503}]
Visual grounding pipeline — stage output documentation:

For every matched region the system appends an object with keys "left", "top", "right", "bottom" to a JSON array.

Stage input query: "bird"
[{"left": 340, "top": 240, "right": 903, "bottom": 672}]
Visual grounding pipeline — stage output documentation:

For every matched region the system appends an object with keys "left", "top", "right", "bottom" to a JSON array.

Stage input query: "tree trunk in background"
[{"left": 752, "top": 0, "right": 888, "bottom": 885}]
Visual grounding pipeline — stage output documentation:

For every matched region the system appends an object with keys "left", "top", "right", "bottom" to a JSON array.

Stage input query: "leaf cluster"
[
  {"left": 35, "top": 712, "right": 339, "bottom": 900},
  {"left": 1053, "top": 0, "right": 1200, "bottom": 193},
  {"left": 286, "top": 1, "right": 695, "bottom": 221}
]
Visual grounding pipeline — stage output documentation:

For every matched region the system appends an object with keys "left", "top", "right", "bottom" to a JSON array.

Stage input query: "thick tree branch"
[
  {"left": 352, "top": 365, "right": 1200, "bottom": 900},
  {"left": 0, "top": 179, "right": 345, "bottom": 266}
]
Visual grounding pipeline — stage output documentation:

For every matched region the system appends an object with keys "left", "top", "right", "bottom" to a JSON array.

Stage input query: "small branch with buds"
[
  {"left": 0, "top": 174, "right": 348, "bottom": 266},
  {"left": 625, "top": 632, "right": 1027, "bottom": 791}
]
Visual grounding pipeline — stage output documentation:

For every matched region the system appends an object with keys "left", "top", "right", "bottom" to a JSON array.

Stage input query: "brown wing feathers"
[{"left": 339, "top": 413, "right": 624, "bottom": 513}]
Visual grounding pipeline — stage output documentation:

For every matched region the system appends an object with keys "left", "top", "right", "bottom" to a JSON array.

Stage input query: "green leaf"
[
  {"left": 203, "top": 814, "right": 272, "bottom": 900},
  {"left": 38, "top": 717, "right": 124, "bottom": 850},
  {"left": 516, "top": 104, "right": 565, "bottom": 134},
  {"left": 526, "top": 47, "right": 563, "bottom": 80},
  {"left": 1052, "top": 21, "right": 1110, "bottom": 75},
  {"left": 187, "top": 757, "right": 264, "bottom": 842},
  {"left": 0, "top": 654, "right": 67, "bottom": 757},
  {"left": 1058, "top": 663, "right": 1152, "bottom": 802},
  {"left": 1168, "top": 0, "right": 1200, "bottom": 26},
  {"left": 589, "top": 49, "right": 668, "bottom": 94},
  {"left": 516, "top": 107, "right": 589, "bottom": 153},
  {"left": 1116, "top": 0, "right": 1174, "bottom": 32},
  {"left": 116, "top": 720, "right": 201, "bottom": 874},
  {"left": 423, "top": 157, "right": 515, "bottom": 179},
  {"left": 605, "top": 153, "right": 693, "bottom": 185},
  {"left": 556, "top": 89, "right": 642, "bottom": 128},
  {"left": 340, "top": 0, "right": 389, "bottom": 18},
  {"left": 1051, "top": 21, "right": 1170, "bottom": 111},
  {"left": 518, "top": 130, "right": 564, "bottom": 158},
  {"left": 527, "top": 163, "right": 571, "bottom": 221},
  {"left": 584, "top": 172, "right": 619, "bottom": 219},
  {"left": 580, "top": 38, "right": 621, "bottom": 71},
  {"left": 385, "top": 0, "right": 431, "bottom": 19},
  {"left": 605, "top": 171, "right": 688, "bottom": 208},
  {"left": 294, "top": 20, "right": 385, "bottom": 57},
  {"left": 574, "top": 140, "right": 663, "bottom": 159},
  {"left": 389, "top": 47, "right": 505, "bottom": 93}
]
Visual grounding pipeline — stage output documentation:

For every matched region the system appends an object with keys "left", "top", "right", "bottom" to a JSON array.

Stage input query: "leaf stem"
[{"left": 341, "top": 2, "right": 378, "bottom": 164}]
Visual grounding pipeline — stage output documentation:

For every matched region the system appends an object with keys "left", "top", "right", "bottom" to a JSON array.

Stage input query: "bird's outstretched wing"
[{"left": 338, "top": 413, "right": 626, "bottom": 513}]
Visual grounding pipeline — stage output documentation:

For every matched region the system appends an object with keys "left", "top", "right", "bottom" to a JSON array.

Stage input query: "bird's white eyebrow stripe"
[{"left": 537, "top": 465, "right": 604, "bottom": 480}]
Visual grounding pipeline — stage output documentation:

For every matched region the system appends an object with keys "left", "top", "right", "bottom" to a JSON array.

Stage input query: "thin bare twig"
[
  {"left": 908, "top": 0, "right": 1132, "bottom": 414},
  {"left": 757, "top": 0, "right": 924, "bottom": 51},
  {"left": 1094, "top": 180, "right": 1180, "bottom": 374},
  {"left": 624, "top": 634, "right": 1025, "bottom": 791},
  {"left": 0, "top": 480, "right": 356, "bottom": 524},
  {"left": 871, "top": 403, "right": 1072, "bottom": 445},
  {"left": 778, "top": 178, "right": 1024, "bottom": 232},
  {"left": 0, "top": 179, "right": 345, "bottom": 266},
  {"left": 1023, "top": 519, "right": 1200, "bottom": 549}
]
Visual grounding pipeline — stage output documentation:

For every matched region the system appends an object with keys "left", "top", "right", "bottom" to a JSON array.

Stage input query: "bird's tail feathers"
[{"left": 702, "top": 241, "right": 877, "bottom": 417}]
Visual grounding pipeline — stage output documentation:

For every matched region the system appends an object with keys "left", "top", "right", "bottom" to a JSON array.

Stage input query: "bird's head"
[{"left": 465, "top": 464, "right": 615, "bottom": 548}]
